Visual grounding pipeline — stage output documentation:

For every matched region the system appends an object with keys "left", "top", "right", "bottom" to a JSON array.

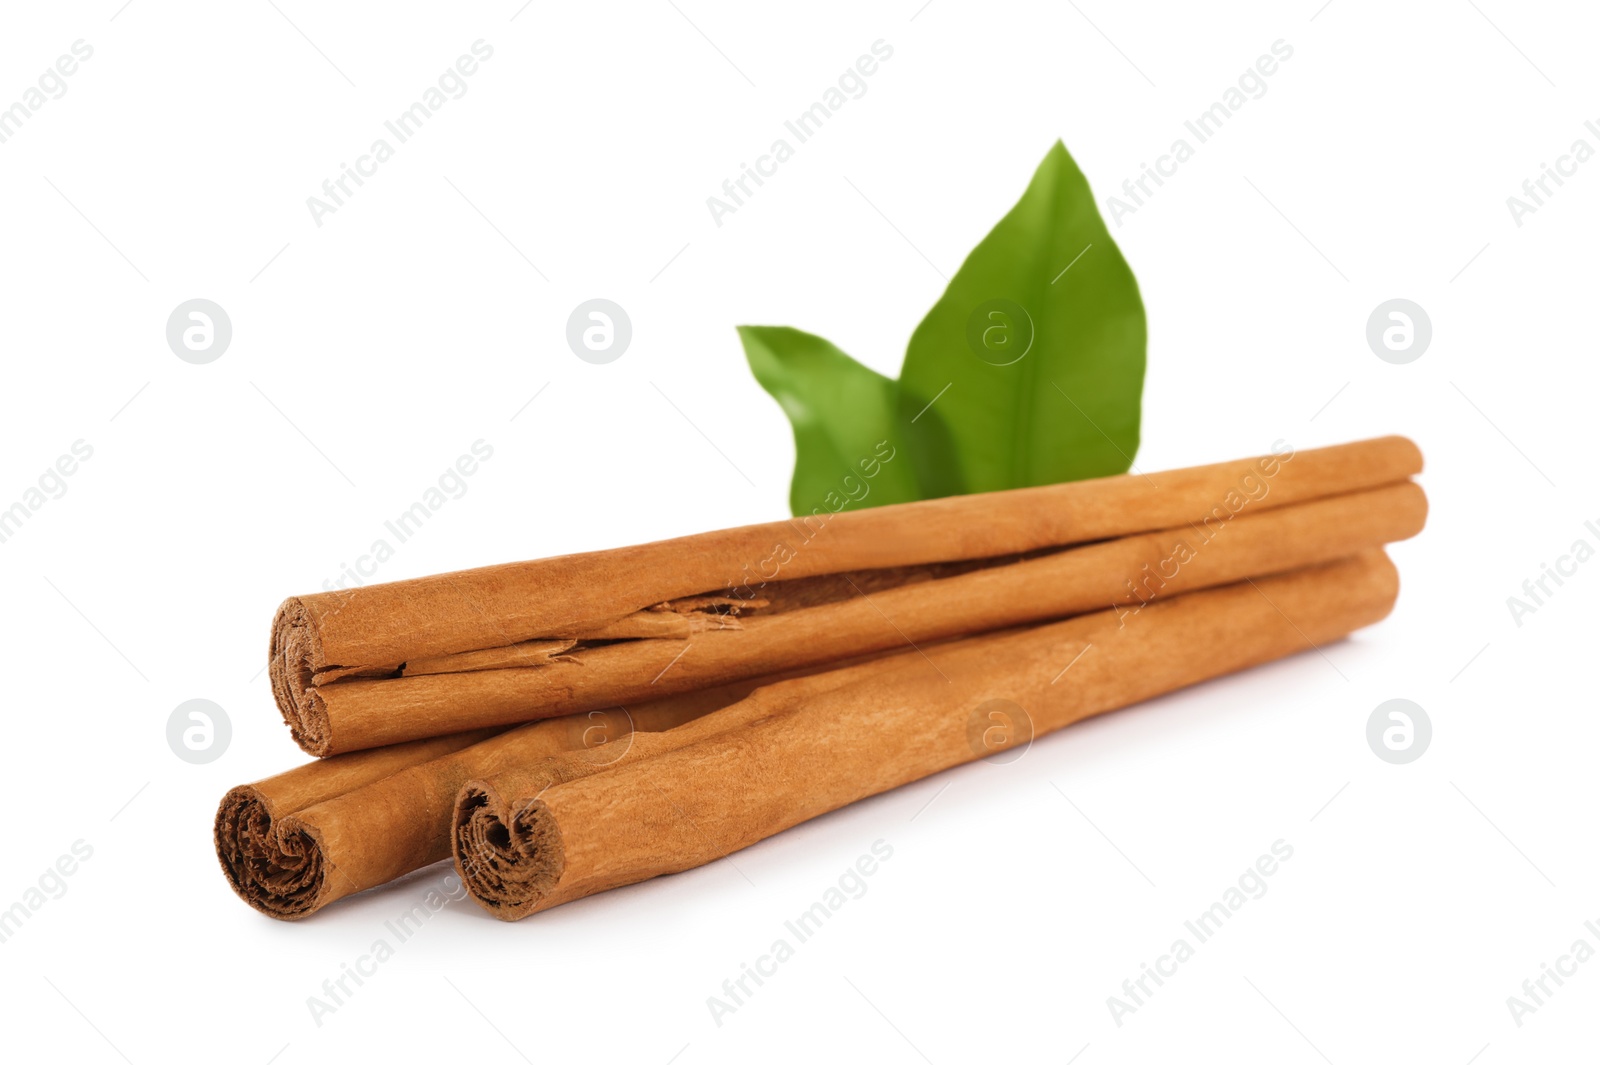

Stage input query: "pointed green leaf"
[
  {"left": 898, "top": 141, "right": 1146, "bottom": 497},
  {"left": 738, "top": 325, "right": 923, "bottom": 516}
]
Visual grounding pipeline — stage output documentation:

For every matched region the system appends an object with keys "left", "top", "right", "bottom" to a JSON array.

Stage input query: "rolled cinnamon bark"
[
  {"left": 216, "top": 680, "right": 765, "bottom": 920},
  {"left": 274, "top": 436, "right": 1419, "bottom": 754},
  {"left": 288, "top": 466, "right": 1425, "bottom": 755},
  {"left": 454, "top": 550, "right": 1399, "bottom": 919}
]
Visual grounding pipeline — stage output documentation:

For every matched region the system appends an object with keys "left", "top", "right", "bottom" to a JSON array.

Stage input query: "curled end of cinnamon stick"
[
  {"left": 452, "top": 780, "right": 565, "bottom": 920},
  {"left": 269, "top": 598, "right": 335, "bottom": 756},
  {"left": 214, "top": 786, "right": 331, "bottom": 921}
]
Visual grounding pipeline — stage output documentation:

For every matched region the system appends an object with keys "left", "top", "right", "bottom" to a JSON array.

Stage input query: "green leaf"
[
  {"left": 738, "top": 325, "right": 923, "bottom": 517},
  {"left": 897, "top": 140, "right": 1146, "bottom": 497}
]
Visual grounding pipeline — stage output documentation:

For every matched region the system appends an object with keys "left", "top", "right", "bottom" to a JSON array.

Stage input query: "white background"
[{"left": 1, "top": 1, "right": 1595, "bottom": 1062}]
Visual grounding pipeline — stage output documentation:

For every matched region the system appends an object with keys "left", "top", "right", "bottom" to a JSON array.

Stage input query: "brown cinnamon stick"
[
  {"left": 453, "top": 550, "right": 1400, "bottom": 919},
  {"left": 274, "top": 437, "right": 1420, "bottom": 754},
  {"left": 285, "top": 462, "right": 1424, "bottom": 754},
  {"left": 216, "top": 682, "right": 751, "bottom": 919}
]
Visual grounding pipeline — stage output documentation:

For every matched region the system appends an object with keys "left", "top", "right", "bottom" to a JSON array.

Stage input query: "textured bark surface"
[
  {"left": 271, "top": 438, "right": 1423, "bottom": 754},
  {"left": 455, "top": 551, "right": 1402, "bottom": 919}
]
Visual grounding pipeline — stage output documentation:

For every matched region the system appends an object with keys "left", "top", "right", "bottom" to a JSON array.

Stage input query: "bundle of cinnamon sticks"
[{"left": 218, "top": 436, "right": 1425, "bottom": 920}]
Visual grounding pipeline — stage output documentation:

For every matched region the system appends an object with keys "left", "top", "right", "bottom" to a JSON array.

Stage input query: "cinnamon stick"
[
  {"left": 453, "top": 550, "right": 1399, "bottom": 919},
  {"left": 217, "top": 682, "right": 743, "bottom": 919},
  {"left": 284, "top": 457, "right": 1424, "bottom": 754}
]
